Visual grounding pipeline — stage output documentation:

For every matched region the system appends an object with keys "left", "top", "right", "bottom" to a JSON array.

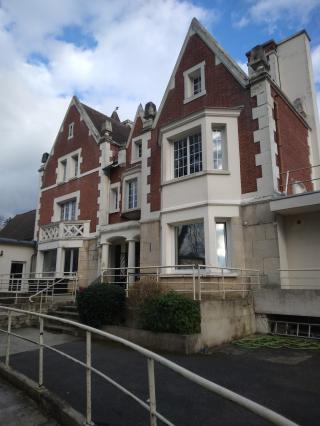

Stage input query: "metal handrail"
[{"left": 0, "top": 305, "right": 298, "bottom": 426}]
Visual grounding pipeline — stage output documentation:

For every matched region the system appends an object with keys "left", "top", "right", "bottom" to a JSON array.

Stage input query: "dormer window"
[
  {"left": 183, "top": 61, "right": 206, "bottom": 104},
  {"left": 131, "top": 138, "right": 142, "bottom": 163},
  {"left": 68, "top": 122, "right": 74, "bottom": 139}
]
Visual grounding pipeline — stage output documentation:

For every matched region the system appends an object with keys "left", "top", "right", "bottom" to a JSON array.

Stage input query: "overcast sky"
[{"left": 0, "top": 0, "right": 319, "bottom": 218}]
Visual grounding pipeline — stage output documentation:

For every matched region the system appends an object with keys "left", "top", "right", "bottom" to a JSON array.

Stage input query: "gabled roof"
[
  {"left": 153, "top": 18, "right": 249, "bottom": 128},
  {"left": 81, "top": 103, "right": 130, "bottom": 145},
  {"left": 0, "top": 210, "right": 36, "bottom": 242}
]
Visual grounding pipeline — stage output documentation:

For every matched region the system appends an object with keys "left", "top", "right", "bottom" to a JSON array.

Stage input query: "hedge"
[{"left": 139, "top": 291, "right": 200, "bottom": 334}]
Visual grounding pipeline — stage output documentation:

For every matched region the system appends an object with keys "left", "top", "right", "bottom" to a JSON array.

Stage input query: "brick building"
[{"left": 34, "top": 19, "right": 320, "bottom": 289}]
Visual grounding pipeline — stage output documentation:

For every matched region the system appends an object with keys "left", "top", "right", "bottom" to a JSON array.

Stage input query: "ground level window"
[
  {"left": 43, "top": 250, "right": 57, "bottom": 274},
  {"left": 175, "top": 222, "right": 205, "bottom": 266},
  {"left": 64, "top": 248, "right": 79, "bottom": 273},
  {"left": 216, "top": 222, "right": 227, "bottom": 268}
]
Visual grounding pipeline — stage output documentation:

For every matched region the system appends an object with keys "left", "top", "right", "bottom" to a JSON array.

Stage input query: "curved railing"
[{"left": 0, "top": 305, "right": 298, "bottom": 426}]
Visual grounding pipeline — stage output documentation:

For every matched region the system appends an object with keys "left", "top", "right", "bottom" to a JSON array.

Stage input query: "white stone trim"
[
  {"left": 55, "top": 148, "right": 82, "bottom": 184},
  {"left": 40, "top": 167, "right": 100, "bottom": 193},
  {"left": 122, "top": 172, "right": 141, "bottom": 213},
  {"left": 251, "top": 79, "right": 279, "bottom": 198},
  {"left": 183, "top": 61, "right": 206, "bottom": 104},
  {"left": 109, "top": 182, "right": 121, "bottom": 213}
]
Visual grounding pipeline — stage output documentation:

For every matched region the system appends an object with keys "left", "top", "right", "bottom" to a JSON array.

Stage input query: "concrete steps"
[{"left": 45, "top": 303, "right": 82, "bottom": 336}]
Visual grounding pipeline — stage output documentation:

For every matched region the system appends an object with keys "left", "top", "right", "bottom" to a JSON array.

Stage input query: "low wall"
[
  {"left": 254, "top": 289, "right": 320, "bottom": 317},
  {"left": 104, "top": 296, "right": 256, "bottom": 354}
]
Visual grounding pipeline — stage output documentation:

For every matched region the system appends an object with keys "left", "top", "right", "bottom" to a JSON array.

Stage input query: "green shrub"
[
  {"left": 139, "top": 291, "right": 200, "bottom": 334},
  {"left": 76, "top": 283, "right": 126, "bottom": 328}
]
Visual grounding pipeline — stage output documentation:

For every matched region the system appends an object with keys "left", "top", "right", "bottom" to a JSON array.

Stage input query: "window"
[
  {"left": 68, "top": 122, "right": 74, "bottom": 139},
  {"left": 183, "top": 61, "right": 206, "bottom": 103},
  {"left": 174, "top": 132, "right": 202, "bottom": 178},
  {"left": 72, "top": 154, "right": 79, "bottom": 177},
  {"left": 127, "top": 178, "right": 138, "bottom": 210},
  {"left": 43, "top": 250, "right": 57, "bottom": 273},
  {"left": 216, "top": 222, "right": 227, "bottom": 268},
  {"left": 60, "top": 199, "right": 76, "bottom": 221},
  {"left": 61, "top": 160, "right": 67, "bottom": 182},
  {"left": 64, "top": 248, "right": 79, "bottom": 273},
  {"left": 110, "top": 186, "right": 119, "bottom": 212},
  {"left": 175, "top": 222, "right": 205, "bottom": 266},
  {"left": 212, "top": 128, "right": 227, "bottom": 170},
  {"left": 134, "top": 140, "right": 142, "bottom": 160}
]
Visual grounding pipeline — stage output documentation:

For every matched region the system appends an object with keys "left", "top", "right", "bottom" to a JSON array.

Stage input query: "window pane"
[
  {"left": 73, "top": 156, "right": 79, "bottom": 177},
  {"left": 216, "top": 222, "right": 227, "bottom": 268},
  {"left": 189, "top": 133, "right": 202, "bottom": 174},
  {"left": 193, "top": 75, "right": 201, "bottom": 95},
  {"left": 128, "top": 179, "right": 138, "bottom": 209},
  {"left": 176, "top": 222, "right": 205, "bottom": 266},
  {"left": 174, "top": 138, "right": 188, "bottom": 178},
  {"left": 71, "top": 200, "right": 76, "bottom": 220},
  {"left": 213, "top": 129, "right": 224, "bottom": 169}
]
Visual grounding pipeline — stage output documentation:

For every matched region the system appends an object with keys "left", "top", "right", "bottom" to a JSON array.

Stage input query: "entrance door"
[
  {"left": 9, "top": 262, "right": 24, "bottom": 292},
  {"left": 114, "top": 244, "right": 127, "bottom": 285}
]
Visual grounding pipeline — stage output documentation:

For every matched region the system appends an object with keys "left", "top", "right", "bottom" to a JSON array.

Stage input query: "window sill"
[
  {"left": 109, "top": 209, "right": 120, "bottom": 214},
  {"left": 131, "top": 158, "right": 142, "bottom": 165},
  {"left": 183, "top": 90, "right": 206, "bottom": 104}
]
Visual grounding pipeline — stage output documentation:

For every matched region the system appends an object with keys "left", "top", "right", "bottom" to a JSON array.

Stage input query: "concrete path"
[
  {"left": 0, "top": 378, "right": 59, "bottom": 426},
  {"left": 0, "top": 327, "right": 79, "bottom": 356},
  {"left": 2, "top": 334, "right": 320, "bottom": 426}
]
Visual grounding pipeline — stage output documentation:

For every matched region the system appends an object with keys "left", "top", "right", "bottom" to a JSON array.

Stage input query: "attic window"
[
  {"left": 68, "top": 122, "right": 74, "bottom": 139},
  {"left": 183, "top": 61, "right": 206, "bottom": 104}
]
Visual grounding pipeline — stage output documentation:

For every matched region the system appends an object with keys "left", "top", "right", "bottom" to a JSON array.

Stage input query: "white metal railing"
[
  {"left": 0, "top": 272, "right": 78, "bottom": 305},
  {"left": 279, "top": 164, "right": 320, "bottom": 196},
  {"left": 0, "top": 305, "right": 298, "bottom": 426},
  {"left": 279, "top": 268, "right": 320, "bottom": 290},
  {"left": 101, "top": 265, "right": 261, "bottom": 300},
  {"left": 39, "top": 220, "right": 90, "bottom": 242}
]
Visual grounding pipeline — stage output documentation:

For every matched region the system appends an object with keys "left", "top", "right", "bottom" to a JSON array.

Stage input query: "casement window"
[
  {"left": 61, "top": 160, "right": 67, "bottom": 182},
  {"left": 72, "top": 154, "right": 79, "bottom": 178},
  {"left": 175, "top": 222, "right": 205, "bottom": 266},
  {"left": 126, "top": 178, "right": 138, "bottom": 210},
  {"left": 68, "top": 122, "right": 74, "bottom": 139},
  {"left": 60, "top": 199, "right": 77, "bottom": 221},
  {"left": 110, "top": 186, "right": 120, "bottom": 213},
  {"left": 216, "top": 222, "right": 228, "bottom": 268},
  {"left": 174, "top": 132, "right": 202, "bottom": 178},
  {"left": 212, "top": 127, "right": 227, "bottom": 170},
  {"left": 183, "top": 61, "right": 206, "bottom": 103},
  {"left": 133, "top": 140, "right": 142, "bottom": 161},
  {"left": 64, "top": 248, "right": 79, "bottom": 273}
]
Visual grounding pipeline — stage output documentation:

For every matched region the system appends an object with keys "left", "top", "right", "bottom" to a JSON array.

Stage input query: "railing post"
[
  {"left": 5, "top": 311, "right": 12, "bottom": 367},
  {"left": 222, "top": 268, "right": 225, "bottom": 300},
  {"left": 126, "top": 268, "right": 129, "bottom": 298},
  {"left": 192, "top": 266, "right": 196, "bottom": 301},
  {"left": 39, "top": 317, "right": 44, "bottom": 387},
  {"left": 241, "top": 269, "right": 245, "bottom": 299},
  {"left": 197, "top": 265, "right": 201, "bottom": 301},
  {"left": 86, "top": 331, "right": 92, "bottom": 426},
  {"left": 147, "top": 358, "right": 157, "bottom": 426}
]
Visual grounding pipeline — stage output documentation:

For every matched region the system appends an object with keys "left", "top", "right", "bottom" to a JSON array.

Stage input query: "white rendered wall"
[{"left": 0, "top": 244, "right": 34, "bottom": 277}]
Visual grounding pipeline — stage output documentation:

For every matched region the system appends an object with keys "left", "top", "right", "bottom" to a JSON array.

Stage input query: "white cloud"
[
  {"left": 234, "top": 0, "right": 320, "bottom": 32},
  {"left": 237, "top": 61, "right": 248, "bottom": 75},
  {"left": 312, "top": 45, "right": 320, "bottom": 84},
  {"left": 0, "top": 0, "right": 214, "bottom": 218}
]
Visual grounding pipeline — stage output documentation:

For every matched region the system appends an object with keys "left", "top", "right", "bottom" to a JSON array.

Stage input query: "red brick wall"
[
  {"left": 272, "top": 87, "right": 311, "bottom": 193},
  {"left": 149, "top": 33, "right": 261, "bottom": 211},
  {"left": 38, "top": 105, "right": 101, "bottom": 233}
]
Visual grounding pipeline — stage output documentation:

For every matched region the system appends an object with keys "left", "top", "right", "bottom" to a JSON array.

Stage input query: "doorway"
[{"left": 9, "top": 262, "right": 24, "bottom": 292}]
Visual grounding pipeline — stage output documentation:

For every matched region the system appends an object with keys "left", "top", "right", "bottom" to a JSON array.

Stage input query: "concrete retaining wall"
[{"left": 254, "top": 289, "right": 320, "bottom": 317}]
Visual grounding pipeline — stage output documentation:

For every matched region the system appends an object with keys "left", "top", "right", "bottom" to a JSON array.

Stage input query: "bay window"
[{"left": 174, "top": 132, "right": 202, "bottom": 178}]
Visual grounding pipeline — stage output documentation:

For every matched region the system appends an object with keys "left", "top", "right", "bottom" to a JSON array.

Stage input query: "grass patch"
[{"left": 234, "top": 335, "right": 320, "bottom": 350}]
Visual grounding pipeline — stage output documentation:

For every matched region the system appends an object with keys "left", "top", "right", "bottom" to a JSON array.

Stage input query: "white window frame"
[
  {"left": 68, "top": 122, "right": 74, "bottom": 139},
  {"left": 60, "top": 199, "right": 77, "bottom": 221},
  {"left": 109, "top": 183, "right": 120, "bottom": 213},
  {"left": 131, "top": 139, "right": 142, "bottom": 163},
  {"left": 174, "top": 220, "right": 205, "bottom": 267},
  {"left": 122, "top": 173, "right": 140, "bottom": 212},
  {"left": 52, "top": 191, "right": 80, "bottom": 222},
  {"left": 212, "top": 126, "right": 228, "bottom": 170},
  {"left": 60, "top": 159, "right": 67, "bottom": 183},
  {"left": 173, "top": 132, "right": 202, "bottom": 178},
  {"left": 71, "top": 154, "right": 80, "bottom": 178},
  {"left": 183, "top": 61, "right": 206, "bottom": 104},
  {"left": 215, "top": 220, "right": 230, "bottom": 268},
  {"left": 56, "top": 149, "right": 82, "bottom": 184}
]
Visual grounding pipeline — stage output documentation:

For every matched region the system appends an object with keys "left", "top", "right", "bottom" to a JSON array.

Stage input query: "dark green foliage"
[
  {"left": 139, "top": 291, "right": 201, "bottom": 334},
  {"left": 77, "top": 283, "right": 126, "bottom": 328}
]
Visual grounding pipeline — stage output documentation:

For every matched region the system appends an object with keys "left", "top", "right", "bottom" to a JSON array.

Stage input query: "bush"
[
  {"left": 139, "top": 291, "right": 201, "bottom": 334},
  {"left": 77, "top": 283, "right": 126, "bottom": 328},
  {"left": 128, "top": 277, "right": 163, "bottom": 306}
]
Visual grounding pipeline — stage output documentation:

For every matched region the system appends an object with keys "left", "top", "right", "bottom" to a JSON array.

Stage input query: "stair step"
[
  {"left": 44, "top": 323, "right": 81, "bottom": 336},
  {"left": 49, "top": 310, "right": 79, "bottom": 318},
  {"left": 57, "top": 305, "right": 78, "bottom": 312}
]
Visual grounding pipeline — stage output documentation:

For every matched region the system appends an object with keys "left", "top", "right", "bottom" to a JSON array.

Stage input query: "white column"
[
  {"left": 101, "top": 242, "right": 111, "bottom": 273},
  {"left": 55, "top": 247, "right": 64, "bottom": 277},
  {"left": 127, "top": 239, "right": 136, "bottom": 283},
  {"left": 35, "top": 251, "right": 44, "bottom": 276}
]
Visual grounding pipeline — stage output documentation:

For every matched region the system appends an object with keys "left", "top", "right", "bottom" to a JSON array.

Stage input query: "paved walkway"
[
  {"left": 1, "top": 328, "right": 319, "bottom": 426},
  {"left": 0, "top": 379, "right": 59, "bottom": 426}
]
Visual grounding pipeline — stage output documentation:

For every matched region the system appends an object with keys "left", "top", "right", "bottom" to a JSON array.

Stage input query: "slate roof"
[
  {"left": 81, "top": 103, "right": 130, "bottom": 146},
  {"left": 0, "top": 210, "right": 36, "bottom": 242}
]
